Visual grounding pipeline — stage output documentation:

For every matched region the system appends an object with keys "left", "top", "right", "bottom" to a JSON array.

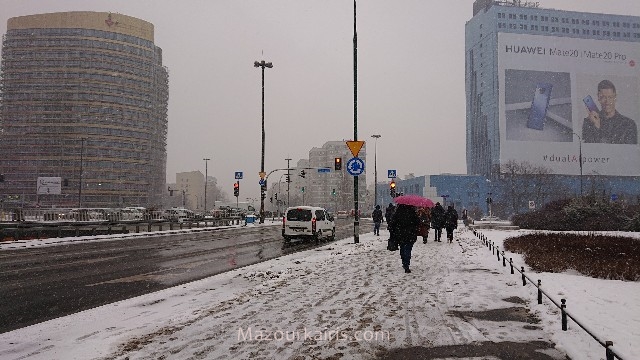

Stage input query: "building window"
[
  {"left": 532, "top": 15, "right": 538, "bottom": 21},
  {"left": 531, "top": 25, "right": 538, "bottom": 31},
  {"left": 593, "top": 20, "right": 600, "bottom": 26},
  {"left": 623, "top": 22, "right": 630, "bottom": 28},
  {"left": 613, "top": 21, "right": 620, "bottom": 27},
  {"left": 603, "top": 21, "right": 610, "bottom": 27},
  {"left": 551, "top": 26, "right": 559, "bottom": 32},
  {"left": 520, "top": 24, "right": 528, "bottom": 30}
]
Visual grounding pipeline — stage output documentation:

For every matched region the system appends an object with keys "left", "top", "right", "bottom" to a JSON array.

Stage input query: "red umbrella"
[{"left": 393, "top": 194, "right": 435, "bottom": 208}]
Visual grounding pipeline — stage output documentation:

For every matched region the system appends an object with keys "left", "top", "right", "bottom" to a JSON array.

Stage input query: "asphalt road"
[{"left": 0, "top": 218, "right": 372, "bottom": 333}]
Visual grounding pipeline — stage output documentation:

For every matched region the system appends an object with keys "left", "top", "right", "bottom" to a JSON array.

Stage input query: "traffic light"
[
  {"left": 332, "top": 188, "right": 336, "bottom": 196},
  {"left": 275, "top": 193, "right": 278, "bottom": 200},
  {"left": 286, "top": 174, "right": 291, "bottom": 183},
  {"left": 301, "top": 187, "right": 305, "bottom": 193},
  {"left": 233, "top": 182, "right": 239, "bottom": 197},
  {"left": 299, "top": 170, "right": 306, "bottom": 178},
  {"left": 334, "top": 157, "right": 342, "bottom": 170},
  {"left": 390, "top": 180, "right": 397, "bottom": 197}
]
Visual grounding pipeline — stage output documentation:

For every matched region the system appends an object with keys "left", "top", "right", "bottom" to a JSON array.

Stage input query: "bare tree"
[{"left": 499, "top": 160, "right": 565, "bottom": 214}]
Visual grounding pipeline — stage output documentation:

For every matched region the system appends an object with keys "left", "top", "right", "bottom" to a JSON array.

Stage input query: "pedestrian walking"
[
  {"left": 431, "top": 202, "right": 445, "bottom": 242},
  {"left": 417, "top": 206, "right": 431, "bottom": 244},
  {"left": 444, "top": 205, "right": 459, "bottom": 243},
  {"left": 384, "top": 203, "right": 396, "bottom": 225},
  {"left": 388, "top": 204, "right": 420, "bottom": 273},
  {"left": 372, "top": 205, "right": 383, "bottom": 236}
]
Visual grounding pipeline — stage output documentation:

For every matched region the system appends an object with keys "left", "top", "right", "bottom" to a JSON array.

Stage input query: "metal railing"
[{"left": 472, "top": 229, "right": 632, "bottom": 360}]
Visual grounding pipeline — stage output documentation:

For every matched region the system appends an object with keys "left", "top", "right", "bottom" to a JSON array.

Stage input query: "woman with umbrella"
[
  {"left": 388, "top": 203, "right": 419, "bottom": 273},
  {"left": 389, "top": 195, "right": 433, "bottom": 273}
]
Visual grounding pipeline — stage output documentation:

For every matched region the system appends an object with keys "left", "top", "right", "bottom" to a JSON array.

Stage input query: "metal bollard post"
[
  {"left": 492, "top": 242, "right": 495, "bottom": 255},
  {"left": 496, "top": 246, "right": 500, "bottom": 261},
  {"left": 537, "top": 280, "right": 542, "bottom": 304},
  {"left": 561, "top": 298, "right": 567, "bottom": 331},
  {"left": 605, "top": 341, "right": 614, "bottom": 360},
  {"left": 108, "top": 226, "right": 112, "bottom": 235},
  {"left": 502, "top": 251, "right": 506, "bottom": 266},
  {"left": 136, "top": 225, "right": 140, "bottom": 233},
  {"left": 148, "top": 222, "right": 152, "bottom": 232},
  {"left": 170, "top": 222, "right": 174, "bottom": 230},
  {"left": 510, "top": 258, "right": 514, "bottom": 274},
  {"left": 521, "top": 267, "right": 526, "bottom": 286}
]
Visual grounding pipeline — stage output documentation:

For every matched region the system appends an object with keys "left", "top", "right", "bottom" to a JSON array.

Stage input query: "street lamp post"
[
  {"left": 572, "top": 132, "right": 583, "bottom": 197},
  {"left": 254, "top": 59, "right": 273, "bottom": 224},
  {"left": 203, "top": 158, "right": 210, "bottom": 212},
  {"left": 371, "top": 134, "right": 381, "bottom": 208}
]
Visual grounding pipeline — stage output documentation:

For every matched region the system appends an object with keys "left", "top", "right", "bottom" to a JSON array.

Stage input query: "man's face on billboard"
[{"left": 598, "top": 88, "right": 617, "bottom": 116}]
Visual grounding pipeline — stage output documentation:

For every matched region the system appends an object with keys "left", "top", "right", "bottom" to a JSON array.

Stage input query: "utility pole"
[
  {"left": 285, "top": 158, "right": 292, "bottom": 206},
  {"left": 353, "top": 0, "right": 360, "bottom": 243}
]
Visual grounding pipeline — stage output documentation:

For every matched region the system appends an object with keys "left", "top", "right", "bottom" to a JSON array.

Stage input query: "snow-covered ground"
[{"left": 1, "top": 226, "right": 638, "bottom": 359}]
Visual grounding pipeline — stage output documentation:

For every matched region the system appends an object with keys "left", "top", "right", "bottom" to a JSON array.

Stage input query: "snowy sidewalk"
[{"left": 1, "top": 226, "right": 573, "bottom": 360}]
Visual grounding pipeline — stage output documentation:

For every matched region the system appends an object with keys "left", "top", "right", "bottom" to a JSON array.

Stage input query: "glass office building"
[
  {"left": 466, "top": 1, "right": 640, "bottom": 200},
  {"left": 0, "top": 12, "right": 169, "bottom": 208}
]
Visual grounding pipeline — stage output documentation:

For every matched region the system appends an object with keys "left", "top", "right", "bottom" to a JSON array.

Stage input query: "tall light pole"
[
  {"left": 254, "top": 59, "right": 273, "bottom": 224},
  {"left": 572, "top": 132, "right": 583, "bottom": 197},
  {"left": 203, "top": 158, "right": 210, "bottom": 212},
  {"left": 78, "top": 137, "right": 86, "bottom": 208},
  {"left": 353, "top": 0, "right": 360, "bottom": 243},
  {"left": 371, "top": 134, "right": 381, "bottom": 208}
]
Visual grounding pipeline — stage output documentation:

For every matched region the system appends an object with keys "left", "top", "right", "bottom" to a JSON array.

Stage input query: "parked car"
[
  {"left": 336, "top": 211, "right": 349, "bottom": 219},
  {"left": 282, "top": 206, "right": 335, "bottom": 243}
]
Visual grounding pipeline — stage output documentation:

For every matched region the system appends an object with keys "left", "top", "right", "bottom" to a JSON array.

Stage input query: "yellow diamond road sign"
[{"left": 346, "top": 140, "right": 365, "bottom": 157}]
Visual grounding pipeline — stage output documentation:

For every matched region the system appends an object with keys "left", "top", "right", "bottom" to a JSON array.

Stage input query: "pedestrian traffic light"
[
  {"left": 299, "top": 170, "right": 306, "bottom": 178},
  {"left": 301, "top": 187, "right": 305, "bottom": 193},
  {"left": 233, "top": 182, "right": 239, "bottom": 197},
  {"left": 332, "top": 188, "right": 336, "bottom": 196},
  {"left": 334, "top": 157, "right": 342, "bottom": 170},
  {"left": 390, "top": 181, "right": 396, "bottom": 197}
]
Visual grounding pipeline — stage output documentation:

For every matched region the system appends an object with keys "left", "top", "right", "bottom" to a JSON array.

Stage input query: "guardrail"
[
  {"left": 472, "top": 230, "right": 631, "bottom": 360},
  {"left": 0, "top": 217, "right": 246, "bottom": 242}
]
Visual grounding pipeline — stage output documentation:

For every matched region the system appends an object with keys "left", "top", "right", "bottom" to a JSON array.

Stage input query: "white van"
[{"left": 282, "top": 206, "right": 335, "bottom": 243}]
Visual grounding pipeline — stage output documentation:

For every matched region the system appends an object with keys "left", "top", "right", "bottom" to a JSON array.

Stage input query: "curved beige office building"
[{"left": 0, "top": 12, "right": 169, "bottom": 208}]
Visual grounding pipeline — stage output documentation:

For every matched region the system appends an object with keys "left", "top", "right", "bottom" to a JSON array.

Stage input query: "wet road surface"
[{"left": 0, "top": 219, "right": 371, "bottom": 333}]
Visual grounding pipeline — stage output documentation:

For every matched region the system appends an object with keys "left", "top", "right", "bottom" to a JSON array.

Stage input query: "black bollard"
[
  {"left": 521, "top": 267, "right": 526, "bottom": 286},
  {"left": 496, "top": 246, "right": 500, "bottom": 261},
  {"left": 605, "top": 341, "right": 614, "bottom": 360},
  {"left": 502, "top": 251, "right": 506, "bottom": 266},
  {"left": 561, "top": 298, "right": 567, "bottom": 331},
  {"left": 510, "top": 258, "right": 514, "bottom": 274},
  {"left": 491, "top": 242, "right": 494, "bottom": 254},
  {"left": 537, "top": 280, "right": 542, "bottom": 304}
]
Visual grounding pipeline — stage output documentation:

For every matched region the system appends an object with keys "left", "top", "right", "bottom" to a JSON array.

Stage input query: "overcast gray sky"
[{"left": 2, "top": 0, "right": 639, "bottom": 200}]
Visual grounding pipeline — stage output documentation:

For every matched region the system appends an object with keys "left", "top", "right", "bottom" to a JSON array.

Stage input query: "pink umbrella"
[{"left": 393, "top": 194, "right": 435, "bottom": 208}]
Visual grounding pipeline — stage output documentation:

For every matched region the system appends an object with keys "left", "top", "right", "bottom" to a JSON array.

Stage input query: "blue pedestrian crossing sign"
[
  {"left": 235, "top": 171, "right": 243, "bottom": 179},
  {"left": 388, "top": 170, "right": 397, "bottom": 178},
  {"left": 346, "top": 157, "right": 365, "bottom": 176}
]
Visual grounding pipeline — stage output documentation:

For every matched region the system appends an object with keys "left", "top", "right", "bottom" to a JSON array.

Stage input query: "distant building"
[
  {"left": 376, "top": 174, "right": 490, "bottom": 215},
  {"left": 0, "top": 12, "right": 169, "bottom": 208},
  {"left": 466, "top": 1, "right": 640, "bottom": 203},
  {"left": 174, "top": 171, "right": 204, "bottom": 210},
  {"left": 268, "top": 141, "right": 367, "bottom": 213}
]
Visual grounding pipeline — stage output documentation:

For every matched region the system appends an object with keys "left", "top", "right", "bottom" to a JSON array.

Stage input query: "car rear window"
[{"left": 287, "top": 209, "right": 312, "bottom": 221}]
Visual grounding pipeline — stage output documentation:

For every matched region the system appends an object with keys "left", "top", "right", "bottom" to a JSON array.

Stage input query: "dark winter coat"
[
  {"left": 431, "top": 203, "right": 445, "bottom": 229},
  {"left": 384, "top": 204, "right": 396, "bottom": 224},
  {"left": 372, "top": 208, "right": 383, "bottom": 223},
  {"left": 388, "top": 204, "right": 419, "bottom": 244},
  {"left": 444, "top": 207, "right": 458, "bottom": 229}
]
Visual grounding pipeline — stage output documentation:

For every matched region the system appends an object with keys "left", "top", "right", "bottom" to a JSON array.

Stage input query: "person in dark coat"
[
  {"left": 388, "top": 204, "right": 419, "bottom": 273},
  {"left": 431, "top": 202, "right": 445, "bottom": 242},
  {"left": 372, "top": 205, "right": 383, "bottom": 236},
  {"left": 444, "top": 205, "right": 459, "bottom": 243},
  {"left": 384, "top": 203, "right": 396, "bottom": 224}
]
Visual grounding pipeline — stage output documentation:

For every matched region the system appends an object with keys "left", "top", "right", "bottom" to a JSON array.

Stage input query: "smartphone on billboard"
[
  {"left": 583, "top": 95, "right": 600, "bottom": 113},
  {"left": 527, "top": 82, "right": 553, "bottom": 130}
]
